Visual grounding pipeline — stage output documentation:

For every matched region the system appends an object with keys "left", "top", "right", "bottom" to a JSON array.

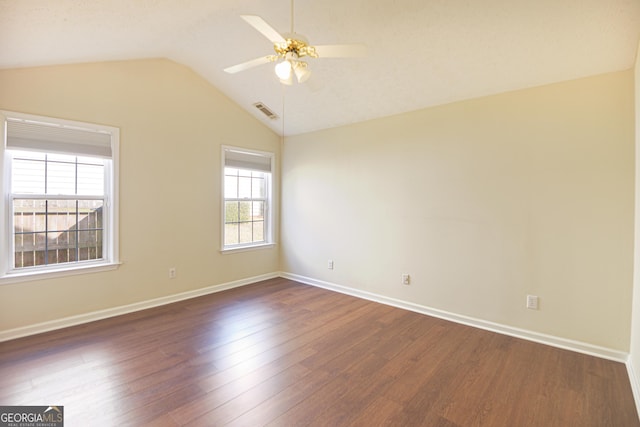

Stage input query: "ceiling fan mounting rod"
[{"left": 290, "top": 0, "right": 294, "bottom": 34}]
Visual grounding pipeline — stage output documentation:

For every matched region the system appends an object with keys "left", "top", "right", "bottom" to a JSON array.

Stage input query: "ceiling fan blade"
[
  {"left": 314, "top": 44, "right": 367, "bottom": 58},
  {"left": 241, "top": 15, "right": 286, "bottom": 44},
  {"left": 224, "top": 56, "right": 273, "bottom": 74}
]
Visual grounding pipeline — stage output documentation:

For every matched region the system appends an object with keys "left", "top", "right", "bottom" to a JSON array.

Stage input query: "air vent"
[{"left": 253, "top": 102, "right": 279, "bottom": 120}]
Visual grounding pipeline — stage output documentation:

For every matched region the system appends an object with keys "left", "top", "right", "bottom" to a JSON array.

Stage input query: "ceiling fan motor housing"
[{"left": 274, "top": 35, "right": 318, "bottom": 59}]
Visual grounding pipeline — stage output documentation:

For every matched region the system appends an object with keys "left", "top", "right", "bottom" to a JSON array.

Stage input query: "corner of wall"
[{"left": 629, "top": 38, "right": 640, "bottom": 421}]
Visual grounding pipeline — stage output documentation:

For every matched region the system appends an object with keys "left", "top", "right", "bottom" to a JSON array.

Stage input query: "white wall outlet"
[
  {"left": 402, "top": 274, "right": 410, "bottom": 285},
  {"left": 169, "top": 267, "right": 176, "bottom": 279},
  {"left": 526, "top": 294, "right": 539, "bottom": 310},
  {"left": 327, "top": 260, "right": 334, "bottom": 270}
]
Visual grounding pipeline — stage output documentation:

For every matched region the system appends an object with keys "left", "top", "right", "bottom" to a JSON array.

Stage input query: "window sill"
[
  {"left": 221, "top": 243, "right": 276, "bottom": 254},
  {"left": 0, "top": 261, "right": 122, "bottom": 285}
]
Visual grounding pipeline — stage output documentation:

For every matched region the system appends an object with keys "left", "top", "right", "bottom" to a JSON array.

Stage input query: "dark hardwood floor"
[{"left": 0, "top": 278, "right": 638, "bottom": 426}]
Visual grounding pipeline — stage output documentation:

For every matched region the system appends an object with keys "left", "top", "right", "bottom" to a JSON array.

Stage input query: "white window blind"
[
  {"left": 6, "top": 117, "right": 113, "bottom": 158},
  {"left": 224, "top": 148, "right": 272, "bottom": 172}
]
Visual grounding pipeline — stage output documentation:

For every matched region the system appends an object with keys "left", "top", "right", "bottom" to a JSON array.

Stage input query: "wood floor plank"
[
  {"left": 185, "top": 363, "right": 313, "bottom": 426},
  {"left": 0, "top": 278, "right": 637, "bottom": 426},
  {"left": 224, "top": 365, "right": 334, "bottom": 427}
]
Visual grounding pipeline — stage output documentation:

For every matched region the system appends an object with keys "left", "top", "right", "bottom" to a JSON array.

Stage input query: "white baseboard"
[
  {"left": 2, "top": 270, "right": 630, "bottom": 364},
  {"left": 0, "top": 272, "right": 279, "bottom": 342},
  {"left": 281, "top": 272, "right": 629, "bottom": 363},
  {"left": 627, "top": 357, "right": 640, "bottom": 421}
]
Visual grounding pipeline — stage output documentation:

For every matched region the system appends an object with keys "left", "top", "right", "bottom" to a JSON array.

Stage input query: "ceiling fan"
[{"left": 223, "top": 0, "right": 365, "bottom": 85}]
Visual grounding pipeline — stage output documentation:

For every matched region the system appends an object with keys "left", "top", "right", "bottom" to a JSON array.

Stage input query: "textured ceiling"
[{"left": 1, "top": 0, "right": 639, "bottom": 136}]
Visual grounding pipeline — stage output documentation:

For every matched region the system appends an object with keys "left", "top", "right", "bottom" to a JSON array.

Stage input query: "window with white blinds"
[
  {"left": 1, "top": 111, "right": 119, "bottom": 279},
  {"left": 222, "top": 146, "right": 274, "bottom": 250}
]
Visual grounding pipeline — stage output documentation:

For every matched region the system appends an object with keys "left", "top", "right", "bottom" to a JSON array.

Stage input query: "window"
[
  {"left": 222, "top": 146, "right": 273, "bottom": 250},
  {"left": 1, "top": 111, "right": 119, "bottom": 280}
]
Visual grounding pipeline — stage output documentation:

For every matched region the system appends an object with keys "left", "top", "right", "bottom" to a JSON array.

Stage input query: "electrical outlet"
[
  {"left": 402, "top": 274, "right": 410, "bottom": 285},
  {"left": 526, "top": 294, "right": 538, "bottom": 310},
  {"left": 169, "top": 267, "right": 176, "bottom": 279},
  {"left": 327, "top": 260, "right": 334, "bottom": 270}
]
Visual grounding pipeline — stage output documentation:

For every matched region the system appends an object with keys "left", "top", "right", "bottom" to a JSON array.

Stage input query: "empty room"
[{"left": 1, "top": 0, "right": 640, "bottom": 425}]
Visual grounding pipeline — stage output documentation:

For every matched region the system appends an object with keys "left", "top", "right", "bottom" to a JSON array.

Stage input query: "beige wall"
[
  {"left": 0, "top": 59, "right": 280, "bottom": 331},
  {"left": 281, "top": 70, "right": 635, "bottom": 351},
  {"left": 0, "top": 59, "right": 635, "bottom": 355}
]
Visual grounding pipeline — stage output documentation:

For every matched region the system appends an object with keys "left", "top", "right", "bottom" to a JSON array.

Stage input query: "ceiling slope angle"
[{"left": 0, "top": 0, "right": 639, "bottom": 136}]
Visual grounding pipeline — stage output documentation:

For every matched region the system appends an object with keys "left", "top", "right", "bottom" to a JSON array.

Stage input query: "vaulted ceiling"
[{"left": 1, "top": 0, "right": 639, "bottom": 135}]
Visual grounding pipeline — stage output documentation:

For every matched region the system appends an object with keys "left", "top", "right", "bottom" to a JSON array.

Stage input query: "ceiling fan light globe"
[
  {"left": 294, "top": 65, "right": 311, "bottom": 83},
  {"left": 280, "top": 74, "right": 294, "bottom": 85},
  {"left": 275, "top": 60, "right": 292, "bottom": 79}
]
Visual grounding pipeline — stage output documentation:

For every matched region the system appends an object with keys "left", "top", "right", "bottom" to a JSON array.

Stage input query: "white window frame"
[
  {"left": 0, "top": 111, "right": 120, "bottom": 284},
  {"left": 221, "top": 145, "right": 274, "bottom": 252}
]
